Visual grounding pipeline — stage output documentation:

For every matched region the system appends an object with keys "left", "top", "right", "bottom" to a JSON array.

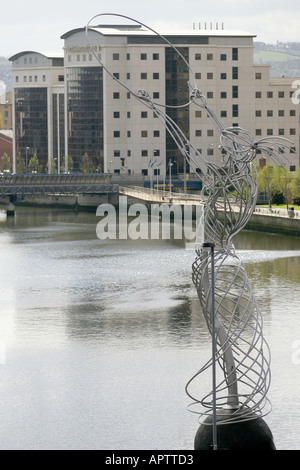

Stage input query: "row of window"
[
  {"left": 111, "top": 108, "right": 297, "bottom": 121},
  {"left": 15, "top": 75, "right": 64, "bottom": 83},
  {"left": 112, "top": 128, "right": 297, "bottom": 138},
  {"left": 111, "top": 49, "right": 239, "bottom": 62}
]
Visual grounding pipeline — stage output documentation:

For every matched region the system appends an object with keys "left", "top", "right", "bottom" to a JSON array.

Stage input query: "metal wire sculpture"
[{"left": 85, "top": 14, "right": 294, "bottom": 425}]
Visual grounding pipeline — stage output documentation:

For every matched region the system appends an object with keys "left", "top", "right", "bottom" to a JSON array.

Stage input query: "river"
[{"left": 0, "top": 207, "right": 299, "bottom": 450}]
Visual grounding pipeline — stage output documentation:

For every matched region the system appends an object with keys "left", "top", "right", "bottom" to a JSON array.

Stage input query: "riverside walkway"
[{"left": 119, "top": 185, "right": 203, "bottom": 205}]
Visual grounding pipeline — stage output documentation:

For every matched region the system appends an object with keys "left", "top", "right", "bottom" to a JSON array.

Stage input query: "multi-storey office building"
[
  {"left": 9, "top": 51, "right": 65, "bottom": 172},
  {"left": 61, "top": 24, "right": 299, "bottom": 176},
  {"left": 10, "top": 25, "right": 300, "bottom": 175}
]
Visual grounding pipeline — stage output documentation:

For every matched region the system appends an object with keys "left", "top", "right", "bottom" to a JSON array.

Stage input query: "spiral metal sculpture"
[{"left": 86, "top": 14, "right": 294, "bottom": 425}]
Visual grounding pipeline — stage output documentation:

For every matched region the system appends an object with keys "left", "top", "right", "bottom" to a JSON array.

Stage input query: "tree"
[
  {"left": 257, "top": 164, "right": 277, "bottom": 208},
  {"left": 60, "top": 155, "right": 74, "bottom": 173},
  {"left": 80, "top": 152, "right": 95, "bottom": 173},
  {"left": 28, "top": 153, "right": 42, "bottom": 173},
  {"left": 46, "top": 156, "right": 57, "bottom": 174},
  {"left": 16, "top": 152, "right": 26, "bottom": 173},
  {"left": 272, "top": 166, "right": 293, "bottom": 209},
  {"left": 0, "top": 152, "right": 11, "bottom": 172},
  {"left": 291, "top": 168, "right": 300, "bottom": 202}
]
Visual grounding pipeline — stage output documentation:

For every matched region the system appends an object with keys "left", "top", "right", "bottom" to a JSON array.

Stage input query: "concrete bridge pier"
[{"left": 6, "top": 196, "right": 16, "bottom": 216}]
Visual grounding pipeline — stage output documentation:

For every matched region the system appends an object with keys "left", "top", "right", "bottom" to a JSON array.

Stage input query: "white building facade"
[
  {"left": 10, "top": 25, "right": 300, "bottom": 175},
  {"left": 10, "top": 51, "right": 65, "bottom": 173}
]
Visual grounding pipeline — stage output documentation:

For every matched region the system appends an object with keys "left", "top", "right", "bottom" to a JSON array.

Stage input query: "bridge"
[{"left": 0, "top": 173, "right": 119, "bottom": 198}]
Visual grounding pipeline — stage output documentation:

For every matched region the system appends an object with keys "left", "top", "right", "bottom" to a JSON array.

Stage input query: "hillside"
[
  {"left": 0, "top": 57, "right": 12, "bottom": 93},
  {"left": 254, "top": 42, "right": 300, "bottom": 77}
]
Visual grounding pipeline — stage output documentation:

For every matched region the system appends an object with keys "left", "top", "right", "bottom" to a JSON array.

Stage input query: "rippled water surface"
[{"left": 0, "top": 208, "right": 299, "bottom": 450}]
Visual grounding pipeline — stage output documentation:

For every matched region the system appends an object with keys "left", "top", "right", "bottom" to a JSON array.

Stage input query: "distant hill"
[
  {"left": 254, "top": 42, "right": 300, "bottom": 78},
  {"left": 0, "top": 57, "right": 12, "bottom": 93}
]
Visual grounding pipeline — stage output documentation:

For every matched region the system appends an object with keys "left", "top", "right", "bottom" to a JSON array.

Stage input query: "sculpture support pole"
[{"left": 203, "top": 242, "right": 217, "bottom": 450}]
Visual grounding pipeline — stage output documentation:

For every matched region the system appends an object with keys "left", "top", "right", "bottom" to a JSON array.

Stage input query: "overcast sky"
[{"left": 2, "top": 0, "right": 300, "bottom": 57}]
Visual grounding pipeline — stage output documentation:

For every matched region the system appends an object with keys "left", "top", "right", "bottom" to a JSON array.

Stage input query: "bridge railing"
[{"left": 0, "top": 173, "right": 113, "bottom": 186}]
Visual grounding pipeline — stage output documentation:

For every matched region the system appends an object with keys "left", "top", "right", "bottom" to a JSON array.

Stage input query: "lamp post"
[
  {"left": 169, "top": 161, "right": 173, "bottom": 198},
  {"left": 25, "top": 147, "right": 29, "bottom": 174}
]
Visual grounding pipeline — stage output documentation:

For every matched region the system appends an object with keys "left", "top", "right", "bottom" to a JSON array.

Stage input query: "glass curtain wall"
[
  {"left": 52, "top": 93, "right": 65, "bottom": 171},
  {"left": 14, "top": 88, "right": 48, "bottom": 171},
  {"left": 165, "top": 47, "right": 190, "bottom": 176},
  {"left": 66, "top": 67, "right": 103, "bottom": 172}
]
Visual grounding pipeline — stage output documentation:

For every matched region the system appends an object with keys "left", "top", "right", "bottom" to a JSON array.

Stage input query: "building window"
[
  {"left": 279, "top": 110, "right": 285, "bottom": 117},
  {"left": 195, "top": 130, "right": 202, "bottom": 137},
  {"left": 232, "top": 104, "right": 239, "bottom": 117},
  {"left": 220, "top": 54, "right": 227, "bottom": 61},
  {"left": 207, "top": 92, "right": 214, "bottom": 98},
  {"left": 113, "top": 112, "right": 120, "bottom": 118},
  {"left": 232, "top": 48, "right": 238, "bottom": 60},
  {"left": 114, "top": 131, "right": 120, "bottom": 138},
  {"left": 278, "top": 91, "right": 285, "bottom": 98},
  {"left": 141, "top": 130, "right": 148, "bottom": 137},
  {"left": 207, "top": 54, "right": 213, "bottom": 60},
  {"left": 207, "top": 73, "right": 213, "bottom": 79},
  {"left": 141, "top": 111, "right": 148, "bottom": 118},
  {"left": 113, "top": 73, "right": 120, "bottom": 79},
  {"left": 154, "top": 130, "right": 160, "bottom": 137},
  {"left": 127, "top": 150, "right": 131, "bottom": 157},
  {"left": 232, "top": 86, "right": 238, "bottom": 98},
  {"left": 267, "top": 91, "right": 273, "bottom": 98},
  {"left": 278, "top": 129, "right": 285, "bottom": 135},
  {"left": 195, "top": 73, "right": 201, "bottom": 79},
  {"left": 256, "top": 73, "right": 262, "bottom": 79},
  {"left": 290, "top": 165, "right": 296, "bottom": 172},
  {"left": 256, "top": 92, "right": 262, "bottom": 98},
  {"left": 290, "top": 128, "right": 296, "bottom": 135},
  {"left": 195, "top": 53, "right": 201, "bottom": 60},
  {"left": 113, "top": 92, "right": 120, "bottom": 99},
  {"left": 127, "top": 53, "right": 130, "bottom": 60},
  {"left": 267, "top": 129, "right": 273, "bottom": 135},
  {"left": 290, "top": 110, "right": 296, "bottom": 116},
  {"left": 207, "top": 130, "right": 214, "bottom": 136},
  {"left": 153, "top": 73, "right": 159, "bottom": 79},
  {"left": 114, "top": 150, "right": 120, "bottom": 157},
  {"left": 221, "top": 110, "right": 227, "bottom": 117},
  {"left": 232, "top": 67, "right": 238, "bottom": 79},
  {"left": 221, "top": 92, "right": 227, "bottom": 99},
  {"left": 256, "top": 129, "right": 262, "bottom": 136},
  {"left": 267, "top": 110, "right": 273, "bottom": 117},
  {"left": 127, "top": 112, "right": 131, "bottom": 118},
  {"left": 195, "top": 111, "right": 202, "bottom": 118},
  {"left": 127, "top": 131, "right": 131, "bottom": 138},
  {"left": 207, "top": 148, "right": 214, "bottom": 156},
  {"left": 142, "top": 150, "right": 148, "bottom": 157},
  {"left": 153, "top": 53, "right": 159, "bottom": 60},
  {"left": 221, "top": 73, "right": 227, "bottom": 80},
  {"left": 113, "top": 53, "right": 120, "bottom": 60},
  {"left": 141, "top": 73, "right": 147, "bottom": 79},
  {"left": 256, "top": 110, "right": 262, "bottom": 117},
  {"left": 153, "top": 92, "right": 160, "bottom": 99},
  {"left": 141, "top": 53, "right": 147, "bottom": 60}
]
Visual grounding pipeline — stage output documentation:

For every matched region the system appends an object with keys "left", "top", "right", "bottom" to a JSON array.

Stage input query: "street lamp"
[
  {"left": 25, "top": 147, "right": 29, "bottom": 174},
  {"left": 169, "top": 160, "right": 173, "bottom": 198}
]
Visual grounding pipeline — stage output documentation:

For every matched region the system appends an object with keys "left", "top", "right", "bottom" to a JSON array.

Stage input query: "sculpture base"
[{"left": 194, "top": 409, "right": 276, "bottom": 450}]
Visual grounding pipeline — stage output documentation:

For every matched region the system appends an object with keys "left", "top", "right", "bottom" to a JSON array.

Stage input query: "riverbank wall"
[{"left": 0, "top": 194, "right": 299, "bottom": 236}]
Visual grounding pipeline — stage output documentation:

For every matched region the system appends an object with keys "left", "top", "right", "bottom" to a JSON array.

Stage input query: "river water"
[{"left": 0, "top": 207, "right": 299, "bottom": 450}]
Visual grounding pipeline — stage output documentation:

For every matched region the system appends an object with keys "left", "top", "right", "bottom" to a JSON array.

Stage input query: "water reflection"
[{"left": 0, "top": 208, "right": 299, "bottom": 449}]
